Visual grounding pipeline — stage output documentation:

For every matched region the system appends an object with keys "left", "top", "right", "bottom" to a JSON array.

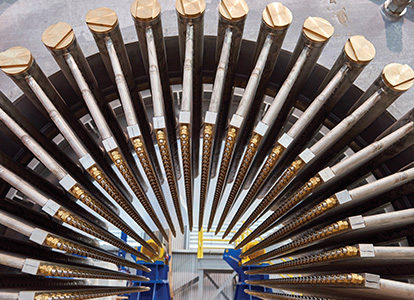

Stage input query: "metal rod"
[
  {"left": 207, "top": 35, "right": 273, "bottom": 232},
  {"left": 147, "top": 27, "right": 184, "bottom": 234},
  {"left": 179, "top": 24, "right": 194, "bottom": 231},
  {"left": 104, "top": 34, "right": 176, "bottom": 236},
  {"left": 254, "top": 36, "right": 377, "bottom": 199},
  {"left": 244, "top": 207, "right": 414, "bottom": 265},
  {"left": 223, "top": 36, "right": 377, "bottom": 239},
  {"left": 0, "top": 47, "right": 123, "bottom": 216},
  {"left": 0, "top": 106, "right": 158, "bottom": 254},
  {"left": 247, "top": 244, "right": 414, "bottom": 275},
  {"left": 131, "top": 0, "right": 181, "bottom": 179},
  {"left": 209, "top": 3, "right": 293, "bottom": 231},
  {"left": 274, "top": 63, "right": 414, "bottom": 207},
  {"left": 0, "top": 208, "right": 151, "bottom": 271},
  {"left": 232, "top": 119, "right": 414, "bottom": 245},
  {"left": 24, "top": 45, "right": 161, "bottom": 243},
  {"left": 0, "top": 163, "right": 153, "bottom": 261},
  {"left": 225, "top": 3, "right": 293, "bottom": 184},
  {"left": 176, "top": 0, "right": 205, "bottom": 178},
  {"left": 198, "top": 28, "right": 232, "bottom": 231},
  {"left": 84, "top": 8, "right": 161, "bottom": 187},
  {"left": 25, "top": 286, "right": 151, "bottom": 300},
  {"left": 210, "top": 0, "right": 248, "bottom": 178},
  {"left": 216, "top": 17, "right": 334, "bottom": 234}
]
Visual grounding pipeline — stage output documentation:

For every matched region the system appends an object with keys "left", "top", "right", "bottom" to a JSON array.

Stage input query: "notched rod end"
[
  {"left": 262, "top": 2, "right": 293, "bottom": 30},
  {"left": 218, "top": 0, "right": 249, "bottom": 21},
  {"left": 42, "top": 22, "right": 75, "bottom": 50},
  {"left": 344, "top": 35, "right": 376, "bottom": 64},
  {"left": 130, "top": 0, "right": 161, "bottom": 21},
  {"left": 302, "top": 16, "right": 334, "bottom": 43},
  {"left": 0, "top": 46, "right": 33, "bottom": 75},
  {"left": 86, "top": 7, "right": 118, "bottom": 34},
  {"left": 176, "top": 0, "right": 206, "bottom": 18},
  {"left": 382, "top": 63, "right": 414, "bottom": 92}
]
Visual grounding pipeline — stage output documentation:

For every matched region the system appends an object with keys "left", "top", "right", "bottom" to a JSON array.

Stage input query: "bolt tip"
[
  {"left": 42, "top": 21, "right": 74, "bottom": 50},
  {"left": 262, "top": 2, "right": 292, "bottom": 29},
  {"left": 176, "top": 0, "right": 206, "bottom": 17},
  {"left": 130, "top": 0, "right": 161, "bottom": 21},
  {"left": 0, "top": 46, "right": 32, "bottom": 75},
  {"left": 344, "top": 35, "right": 376, "bottom": 64},
  {"left": 86, "top": 7, "right": 118, "bottom": 33},
  {"left": 303, "top": 16, "right": 334, "bottom": 42},
  {"left": 382, "top": 63, "right": 414, "bottom": 91},
  {"left": 218, "top": 0, "right": 248, "bottom": 21}
]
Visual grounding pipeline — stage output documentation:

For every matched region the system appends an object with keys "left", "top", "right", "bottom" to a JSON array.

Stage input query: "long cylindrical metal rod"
[
  {"left": 130, "top": 0, "right": 181, "bottom": 180},
  {"left": 246, "top": 244, "right": 414, "bottom": 275},
  {"left": 0, "top": 164, "right": 153, "bottom": 261},
  {"left": 260, "top": 63, "right": 414, "bottom": 213},
  {"left": 0, "top": 209, "right": 150, "bottom": 270},
  {"left": 216, "top": 17, "right": 334, "bottom": 234},
  {"left": 245, "top": 208, "right": 414, "bottom": 265},
  {"left": 223, "top": 65, "right": 348, "bottom": 238},
  {"left": 147, "top": 27, "right": 184, "bottom": 234},
  {"left": 176, "top": 0, "right": 205, "bottom": 178},
  {"left": 179, "top": 24, "right": 194, "bottom": 231},
  {"left": 207, "top": 35, "right": 273, "bottom": 231},
  {"left": 62, "top": 12, "right": 173, "bottom": 240},
  {"left": 0, "top": 106, "right": 157, "bottom": 253},
  {"left": 23, "top": 287, "right": 151, "bottom": 300},
  {"left": 0, "top": 47, "right": 123, "bottom": 216},
  {"left": 208, "top": 3, "right": 292, "bottom": 231},
  {"left": 198, "top": 28, "right": 232, "bottom": 231},
  {"left": 223, "top": 36, "right": 376, "bottom": 238},
  {"left": 84, "top": 8, "right": 162, "bottom": 185},
  {"left": 225, "top": 3, "right": 294, "bottom": 183},
  {"left": 251, "top": 36, "right": 377, "bottom": 198},
  {"left": 23, "top": 33, "right": 164, "bottom": 246},
  {"left": 239, "top": 166, "right": 414, "bottom": 253},
  {"left": 104, "top": 32, "right": 176, "bottom": 237},
  {"left": 0, "top": 251, "right": 149, "bottom": 281},
  {"left": 232, "top": 119, "right": 414, "bottom": 245},
  {"left": 210, "top": 0, "right": 248, "bottom": 178}
]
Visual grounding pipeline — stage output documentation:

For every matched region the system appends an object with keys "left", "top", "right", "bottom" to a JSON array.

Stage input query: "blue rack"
[
  {"left": 118, "top": 232, "right": 171, "bottom": 300},
  {"left": 223, "top": 248, "right": 272, "bottom": 300},
  {"left": 130, "top": 260, "right": 171, "bottom": 300}
]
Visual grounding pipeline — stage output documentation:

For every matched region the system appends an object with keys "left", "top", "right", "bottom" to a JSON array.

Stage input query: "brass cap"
[
  {"left": 344, "top": 35, "right": 375, "bottom": 64},
  {"left": 130, "top": 0, "right": 161, "bottom": 21},
  {"left": 262, "top": 2, "right": 292, "bottom": 29},
  {"left": 382, "top": 63, "right": 414, "bottom": 92},
  {"left": 0, "top": 46, "right": 33, "bottom": 75},
  {"left": 218, "top": 0, "right": 248, "bottom": 21},
  {"left": 42, "top": 22, "right": 75, "bottom": 50},
  {"left": 176, "top": 0, "right": 206, "bottom": 18},
  {"left": 303, "top": 17, "right": 334, "bottom": 42},
  {"left": 86, "top": 7, "right": 118, "bottom": 33}
]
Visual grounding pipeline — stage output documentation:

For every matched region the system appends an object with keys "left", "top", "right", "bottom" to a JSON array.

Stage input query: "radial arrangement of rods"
[{"left": 0, "top": 0, "right": 414, "bottom": 299}]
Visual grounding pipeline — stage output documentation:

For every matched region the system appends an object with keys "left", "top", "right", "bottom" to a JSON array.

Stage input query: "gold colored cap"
[
  {"left": 262, "top": 2, "right": 292, "bottom": 29},
  {"left": 218, "top": 0, "right": 248, "bottom": 21},
  {"left": 303, "top": 17, "right": 334, "bottom": 42},
  {"left": 382, "top": 63, "right": 414, "bottom": 91},
  {"left": 176, "top": 0, "right": 206, "bottom": 18},
  {"left": 344, "top": 35, "right": 375, "bottom": 64},
  {"left": 86, "top": 7, "right": 118, "bottom": 33},
  {"left": 130, "top": 0, "right": 161, "bottom": 21},
  {"left": 42, "top": 22, "right": 75, "bottom": 50},
  {"left": 0, "top": 46, "right": 33, "bottom": 75}
]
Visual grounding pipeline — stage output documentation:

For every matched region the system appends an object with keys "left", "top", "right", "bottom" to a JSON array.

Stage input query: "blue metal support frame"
[
  {"left": 223, "top": 248, "right": 271, "bottom": 300},
  {"left": 118, "top": 232, "right": 171, "bottom": 300}
]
